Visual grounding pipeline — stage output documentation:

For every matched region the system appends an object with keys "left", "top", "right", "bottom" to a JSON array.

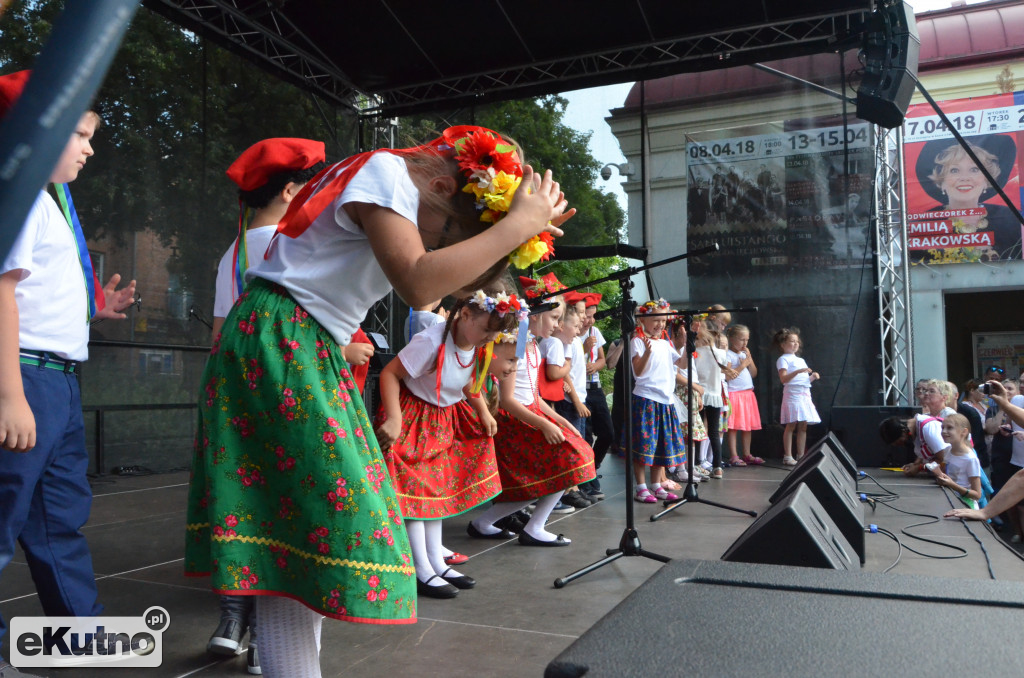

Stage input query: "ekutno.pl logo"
[{"left": 10, "top": 606, "right": 169, "bottom": 668}]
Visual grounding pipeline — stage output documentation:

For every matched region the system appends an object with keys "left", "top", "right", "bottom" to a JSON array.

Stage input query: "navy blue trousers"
[{"left": 0, "top": 365, "right": 102, "bottom": 659}]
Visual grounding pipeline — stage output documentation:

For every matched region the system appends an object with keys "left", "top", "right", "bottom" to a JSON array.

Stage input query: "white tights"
[
  {"left": 254, "top": 596, "right": 324, "bottom": 678},
  {"left": 407, "top": 519, "right": 462, "bottom": 582},
  {"left": 471, "top": 491, "right": 566, "bottom": 541}
]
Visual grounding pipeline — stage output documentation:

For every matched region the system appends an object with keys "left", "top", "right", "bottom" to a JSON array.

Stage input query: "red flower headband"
[{"left": 519, "top": 273, "right": 566, "bottom": 300}]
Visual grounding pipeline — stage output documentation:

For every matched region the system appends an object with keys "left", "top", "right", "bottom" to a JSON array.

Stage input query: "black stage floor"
[{"left": 3, "top": 456, "right": 1023, "bottom": 677}]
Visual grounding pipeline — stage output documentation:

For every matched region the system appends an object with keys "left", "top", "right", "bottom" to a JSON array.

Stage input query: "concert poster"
[
  {"left": 903, "top": 91, "right": 1024, "bottom": 265},
  {"left": 686, "top": 120, "right": 873, "bottom": 275}
]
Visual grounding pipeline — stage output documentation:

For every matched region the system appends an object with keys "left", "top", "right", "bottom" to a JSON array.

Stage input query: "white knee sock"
[
  {"left": 255, "top": 596, "right": 323, "bottom": 678},
  {"left": 524, "top": 491, "right": 570, "bottom": 543},
  {"left": 405, "top": 520, "right": 442, "bottom": 584},
  {"left": 471, "top": 500, "right": 531, "bottom": 534},
  {"left": 424, "top": 519, "right": 462, "bottom": 578}
]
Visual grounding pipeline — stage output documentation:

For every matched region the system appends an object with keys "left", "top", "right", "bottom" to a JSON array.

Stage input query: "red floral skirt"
[
  {"left": 492, "top": 400, "right": 595, "bottom": 502},
  {"left": 378, "top": 388, "right": 501, "bottom": 519}
]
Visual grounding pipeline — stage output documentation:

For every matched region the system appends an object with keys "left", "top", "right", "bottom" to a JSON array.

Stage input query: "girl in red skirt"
[
  {"left": 376, "top": 289, "right": 521, "bottom": 598},
  {"left": 468, "top": 275, "right": 596, "bottom": 546}
]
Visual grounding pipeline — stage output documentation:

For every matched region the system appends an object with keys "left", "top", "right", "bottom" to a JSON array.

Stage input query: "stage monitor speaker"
[
  {"left": 856, "top": 1, "right": 920, "bottom": 128},
  {"left": 831, "top": 405, "right": 919, "bottom": 467},
  {"left": 545, "top": 559, "right": 1024, "bottom": 678},
  {"left": 768, "top": 452, "right": 865, "bottom": 563},
  {"left": 721, "top": 483, "right": 859, "bottom": 570}
]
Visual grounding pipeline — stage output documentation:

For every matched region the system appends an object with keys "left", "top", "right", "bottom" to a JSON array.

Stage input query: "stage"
[{"left": 2, "top": 456, "right": 1022, "bottom": 677}]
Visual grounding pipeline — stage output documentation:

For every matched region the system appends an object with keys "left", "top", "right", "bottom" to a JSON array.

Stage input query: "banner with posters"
[
  {"left": 903, "top": 91, "right": 1024, "bottom": 265},
  {"left": 686, "top": 120, "right": 873, "bottom": 275}
]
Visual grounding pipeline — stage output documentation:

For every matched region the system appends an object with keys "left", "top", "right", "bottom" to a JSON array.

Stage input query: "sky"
[{"left": 558, "top": 0, "right": 991, "bottom": 214}]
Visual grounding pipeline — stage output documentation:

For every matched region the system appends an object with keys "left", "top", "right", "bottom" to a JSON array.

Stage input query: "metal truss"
[
  {"left": 145, "top": 1, "right": 863, "bottom": 118},
  {"left": 370, "top": 12, "right": 864, "bottom": 116},
  {"left": 144, "top": 0, "right": 363, "bottom": 112},
  {"left": 873, "top": 125, "right": 914, "bottom": 406}
]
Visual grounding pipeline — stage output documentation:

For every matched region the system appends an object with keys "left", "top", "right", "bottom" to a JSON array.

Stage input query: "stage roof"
[{"left": 143, "top": 0, "right": 873, "bottom": 117}]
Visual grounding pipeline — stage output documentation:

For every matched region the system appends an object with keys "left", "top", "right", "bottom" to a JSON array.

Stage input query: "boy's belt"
[{"left": 19, "top": 349, "right": 80, "bottom": 374}]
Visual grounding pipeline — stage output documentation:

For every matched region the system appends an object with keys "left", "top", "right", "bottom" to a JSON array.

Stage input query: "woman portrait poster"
[{"left": 903, "top": 94, "right": 1023, "bottom": 265}]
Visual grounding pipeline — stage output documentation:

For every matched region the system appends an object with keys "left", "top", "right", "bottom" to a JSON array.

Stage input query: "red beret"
[
  {"left": 563, "top": 291, "right": 586, "bottom": 305},
  {"left": 226, "top": 138, "right": 326, "bottom": 191},
  {"left": 584, "top": 293, "right": 602, "bottom": 308},
  {"left": 0, "top": 70, "right": 31, "bottom": 120}
]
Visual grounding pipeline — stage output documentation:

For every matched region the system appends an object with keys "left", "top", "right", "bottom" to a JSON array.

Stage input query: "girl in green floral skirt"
[{"left": 185, "top": 126, "right": 573, "bottom": 677}]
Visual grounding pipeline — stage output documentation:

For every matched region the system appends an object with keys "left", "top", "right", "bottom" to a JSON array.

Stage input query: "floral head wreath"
[
  {"left": 436, "top": 126, "right": 556, "bottom": 269},
  {"left": 518, "top": 273, "right": 566, "bottom": 300},
  {"left": 636, "top": 298, "right": 670, "bottom": 316},
  {"left": 494, "top": 330, "right": 519, "bottom": 345},
  {"left": 467, "top": 290, "right": 522, "bottom": 317}
]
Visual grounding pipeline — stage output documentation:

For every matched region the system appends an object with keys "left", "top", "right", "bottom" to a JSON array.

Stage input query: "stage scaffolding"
[{"left": 873, "top": 124, "right": 914, "bottom": 406}]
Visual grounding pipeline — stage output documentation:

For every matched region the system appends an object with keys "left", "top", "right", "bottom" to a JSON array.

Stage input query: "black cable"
[
  {"left": 859, "top": 471, "right": 901, "bottom": 500},
  {"left": 940, "top": 486, "right": 996, "bottom": 579},
  {"left": 875, "top": 501, "right": 968, "bottom": 559},
  {"left": 869, "top": 525, "right": 903, "bottom": 573},
  {"left": 983, "top": 520, "right": 1024, "bottom": 565}
]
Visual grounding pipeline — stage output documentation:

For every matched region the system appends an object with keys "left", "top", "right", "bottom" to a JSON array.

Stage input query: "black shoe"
[
  {"left": 247, "top": 643, "right": 261, "bottom": 675},
  {"left": 207, "top": 618, "right": 245, "bottom": 655},
  {"left": 417, "top": 575, "right": 459, "bottom": 598},
  {"left": 439, "top": 567, "right": 476, "bottom": 589},
  {"left": 494, "top": 514, "right": 526, "bottom": 534},
  {"left": 467, "top": 522, "right": 515, "bottom": 539},
  {"left": 562, "top": 490, "right": 593, "bottom": 509},
  {"left": 550, "top": 501, "right": 576, "bottom": 514},
  {"left": 518, "top": 531, "right": 571, "bottom": 547}
]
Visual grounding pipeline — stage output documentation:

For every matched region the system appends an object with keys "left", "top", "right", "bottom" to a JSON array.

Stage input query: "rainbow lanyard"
[
  {"left": 53, "top": 183, "right": 97, "bottom": 321},
  {"left": 232, "top": 202, "right": 255, "bottom": 298}
]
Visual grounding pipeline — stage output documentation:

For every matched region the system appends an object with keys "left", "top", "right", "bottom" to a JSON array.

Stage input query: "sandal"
[
  {"left": 662, "top": 479, "right": 682, "bottom": 491},
  {"left": 634, "top": 489, "right": 657, "bottom": 504},
  {"left": 711, "top": 468, "right": 723, "bottom": 479},
  {"left": 782, "top": 456, "right": 798, "bottom": 466},
  {"left": 743, "top": 455, "right": 765, "bottom": 465},
  {"left": 727, "top": 457, "right": 747, "bottom": 467},
  {"left": 653, "top": 487, "right": 679, "bottom": 501}
]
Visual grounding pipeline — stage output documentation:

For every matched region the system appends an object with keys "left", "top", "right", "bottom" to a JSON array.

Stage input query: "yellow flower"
[{"left": 509, "top": 234, "right": 552, "bottom": 268}]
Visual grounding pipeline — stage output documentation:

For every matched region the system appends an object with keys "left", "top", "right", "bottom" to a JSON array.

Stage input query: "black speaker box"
[
  {"left": 721, "top": 483, "right": 860, "bottom": 570},
  {"left": 831, "top": 405, "right": 919, "bottom": 467},
  {"left": 856, "top": 1, "right": 920, "bottom": 128},
  {"left": 545, "top": 559, "right": 1024, "bottom": 678},
  {"left": 769, "top": 452, "right": 865, "bottom": 563}
]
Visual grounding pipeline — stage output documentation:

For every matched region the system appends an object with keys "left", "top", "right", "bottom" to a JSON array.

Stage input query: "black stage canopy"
[{"left": 144, "top": 0, "right": 874, "bottom": 117}]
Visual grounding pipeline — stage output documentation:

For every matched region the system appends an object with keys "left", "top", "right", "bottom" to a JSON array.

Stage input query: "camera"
[{"left": 979, "top": 383, "right": 992, "bottom": 395}]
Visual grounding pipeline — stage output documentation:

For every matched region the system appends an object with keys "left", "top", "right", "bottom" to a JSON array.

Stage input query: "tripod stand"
[
  {"left": 548, "top": 246, "right": 718, "bottom": 588},
  {"left": 650, "top": 306, "right": 758, "bottom": 522}
]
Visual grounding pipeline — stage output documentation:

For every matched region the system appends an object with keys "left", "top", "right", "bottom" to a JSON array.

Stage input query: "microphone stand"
[
  {"left": 543, "top": 245, "right": 719, "bottom": 588},
  {"left": 650, "top": 305, "right": 758, "bottom": 522}
]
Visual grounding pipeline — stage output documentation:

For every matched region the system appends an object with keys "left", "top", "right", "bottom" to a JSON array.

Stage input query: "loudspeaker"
[
  {"left": 856, "top": 1, "right": 920, "bottom": 128},
  {"left": 545, "top": 559, "right": 1024, "bottom": 678},
  {"left": 721, "top": 483, "right": 860, "bottom": 570},
  {"left": 769, "top": 452, "right": 865, "bottom": 563},
  {"left": 831, "top": 405, "right": 919, "bottom": 467}
]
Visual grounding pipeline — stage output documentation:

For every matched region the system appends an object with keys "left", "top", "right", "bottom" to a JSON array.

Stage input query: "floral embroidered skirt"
[
  {"left": 184, "top": 279, "right": 416, "bottom": 625},
  {"left": 377, "top": 388, "right": 501, "bottom": 520},
  {"left": 629, "top": 395, "right": 686, "bottom": 467},
  {"left": 492, "top": 400, "right": 595, "bottom": 502},
  {"left": 671, "top": 391, "right": 708, "bottom": 442}
]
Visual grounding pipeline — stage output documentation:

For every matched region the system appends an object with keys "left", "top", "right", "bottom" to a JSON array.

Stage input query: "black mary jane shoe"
[
  {"left": 466, "top": 522, "right": 515, "bottom": 540},
  {"left": 416, "top": 575, "right": 459, "bottom": 599},
  {"left": 439, "top": 567, "right": 476, "bottom": 589},
  {"left": 518, "top": 531, "right": 571, "bottom": 547}
]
